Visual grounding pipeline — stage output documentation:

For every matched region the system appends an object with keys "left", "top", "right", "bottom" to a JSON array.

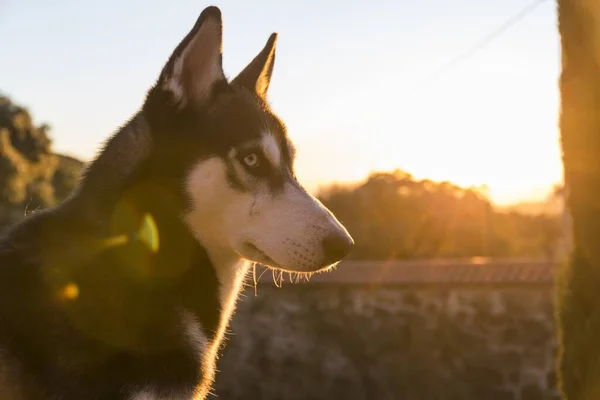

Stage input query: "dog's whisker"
[
  {"left": 252, "top": 262, "right": 258, "bottom": 297},
  {"left": 272, "top": 268, "right": 280, "bottom": 288},
  {"left": 257, "top": 265, "right": 270, "bottom": 282}
]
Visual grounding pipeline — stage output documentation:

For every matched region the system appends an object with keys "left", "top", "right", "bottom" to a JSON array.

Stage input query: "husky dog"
[{"left": 0, "top": 6, "right": 353, "bottom": 400}]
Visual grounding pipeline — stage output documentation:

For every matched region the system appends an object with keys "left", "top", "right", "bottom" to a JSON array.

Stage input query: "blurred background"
[{"left": 0, "top": 0, "right": 566, "bottom": 399}]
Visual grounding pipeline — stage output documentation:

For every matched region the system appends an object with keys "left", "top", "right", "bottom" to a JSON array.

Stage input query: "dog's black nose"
[{"left": 322, "top": 233, "right": 354, "bottom": 265}]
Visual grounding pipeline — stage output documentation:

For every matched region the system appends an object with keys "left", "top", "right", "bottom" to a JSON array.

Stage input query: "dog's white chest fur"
[
  {"left": 129, "top": 260, "right": 250, "bottom": 400},
  {"left": 130, "top": 390, "right": 189, "bottom": 400}
]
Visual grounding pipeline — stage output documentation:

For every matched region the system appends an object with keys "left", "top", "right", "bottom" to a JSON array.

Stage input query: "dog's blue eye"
[{"left": 243, "top": 153, "right": 260, "bottom": 168}]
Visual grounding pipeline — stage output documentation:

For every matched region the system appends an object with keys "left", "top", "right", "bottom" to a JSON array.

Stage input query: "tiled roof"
[{"left": 253, "top": 258, "right": 556, "bottom": 286}]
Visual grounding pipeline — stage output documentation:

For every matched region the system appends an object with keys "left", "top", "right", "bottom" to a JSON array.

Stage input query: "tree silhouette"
[
  {"left": 0, "top": 94, "right": 83, "bottom": 227},
  {"left": 318, "top": 170, "right": 562, "bottom": 260}
]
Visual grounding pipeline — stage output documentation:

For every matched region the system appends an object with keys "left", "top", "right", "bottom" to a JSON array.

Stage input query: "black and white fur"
[{"left": 0, "top": 6, "right": 354, "bottom": 400}]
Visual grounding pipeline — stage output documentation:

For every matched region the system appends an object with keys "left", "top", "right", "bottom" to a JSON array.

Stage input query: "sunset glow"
[
  {"left": 0, "top": 0, "right": 561, "bottom": 206},
  {"left": 295, "top": 59, "right": 562, "bottom": 206}
]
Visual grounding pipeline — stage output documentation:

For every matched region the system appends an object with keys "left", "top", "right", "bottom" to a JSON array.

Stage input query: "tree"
[
  {"left": 0, "top": 95, "right": 84, "bottom": 227},
  {"left": 556, "top": 0, "right": 600, "bottom": 398},
  {"left": 318, "top": 170, "right": 562, "bottom": 261}
]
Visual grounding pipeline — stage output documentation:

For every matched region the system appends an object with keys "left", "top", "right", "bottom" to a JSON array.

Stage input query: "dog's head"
[{"left": 143, "top": 7, "right": 353, "bottom": 273}]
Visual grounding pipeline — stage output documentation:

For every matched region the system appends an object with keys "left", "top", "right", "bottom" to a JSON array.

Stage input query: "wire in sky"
[{"left": 409, "top": 0, "right": 550, "bottom": 94}]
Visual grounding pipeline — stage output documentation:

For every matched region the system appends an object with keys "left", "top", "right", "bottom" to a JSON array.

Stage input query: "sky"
[{"left": 0, "top": 0, "right": 561, "bottom": 205}]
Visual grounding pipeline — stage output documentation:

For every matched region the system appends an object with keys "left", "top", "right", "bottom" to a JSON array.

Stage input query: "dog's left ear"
[
  {"left": 158, "top": 6, "right": 226, "bottom": 107},
  {"left": 232, "top": 33, "right": 278, "bottom": 100}
]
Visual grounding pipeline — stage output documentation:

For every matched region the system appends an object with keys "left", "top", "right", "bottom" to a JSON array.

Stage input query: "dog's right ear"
[
  {"left": 157, "top": 6, "right": 226, "bottom": 107},
  {"left": 231, "top": 33, "right": 277, "bottom": 100}
]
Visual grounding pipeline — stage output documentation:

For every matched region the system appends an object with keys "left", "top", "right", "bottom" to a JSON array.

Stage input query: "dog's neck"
[
  {"left": 179, "top": 226, "right": 251, "bottom": 388},
  {"left": 193, "top": 257, "right": 250, "bottom": 399},
  {"left": 52, "top": 112, "right": 252, "bottom": 397}
]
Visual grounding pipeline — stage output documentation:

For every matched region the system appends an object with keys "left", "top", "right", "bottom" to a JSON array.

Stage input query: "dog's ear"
[
  {"left": 158, "top": 6, "right": 226, "bottom": 107},
  {"left": 232, "top": 33, "right": 277, "bottom": 100}
]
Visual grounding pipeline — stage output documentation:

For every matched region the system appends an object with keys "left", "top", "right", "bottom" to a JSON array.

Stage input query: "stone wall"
[{"left": 212, "top": 261, "right": 558, "bottom": 400}]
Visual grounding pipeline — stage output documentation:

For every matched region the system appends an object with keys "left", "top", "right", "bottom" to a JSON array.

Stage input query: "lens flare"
[{"left": 101, "top": 213, "right": 159, "bottom": 253}]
